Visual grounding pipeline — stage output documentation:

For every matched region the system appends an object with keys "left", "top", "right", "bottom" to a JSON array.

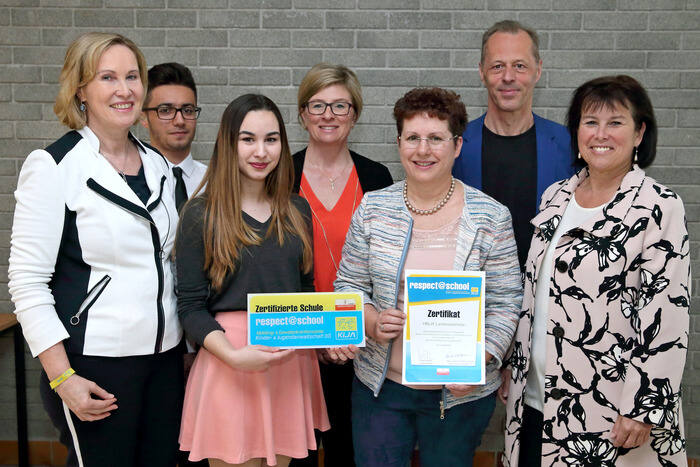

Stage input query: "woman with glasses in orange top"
[{"left": 290, "top": 63, "right": 392, "bottom": 467}]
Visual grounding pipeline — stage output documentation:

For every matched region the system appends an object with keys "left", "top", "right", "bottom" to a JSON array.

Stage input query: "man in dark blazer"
[{"left": 453, "top": 20, "right": 575, "bottom": 268}]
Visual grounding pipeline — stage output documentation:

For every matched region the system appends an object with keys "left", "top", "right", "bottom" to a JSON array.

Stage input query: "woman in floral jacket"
[{"left": 501, "top": 75, "right": 690, "bottom": 466}]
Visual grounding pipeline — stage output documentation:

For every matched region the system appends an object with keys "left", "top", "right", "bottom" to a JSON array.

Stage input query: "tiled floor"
[
  {"left": 0, "top": 442, "right": 697, "bottom": 467},
  {"left": 0, "top": 440, "right": 66, "bottom": 467}
]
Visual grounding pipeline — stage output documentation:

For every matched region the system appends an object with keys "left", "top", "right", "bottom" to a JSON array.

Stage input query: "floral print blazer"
[{"left": 504, "top": 165, "right": 690, "bottom": 467}]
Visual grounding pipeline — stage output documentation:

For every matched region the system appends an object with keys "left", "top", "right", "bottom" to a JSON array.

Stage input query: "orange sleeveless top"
[{"left": 299, "top": 166, "right": 363, "bottom": 293}]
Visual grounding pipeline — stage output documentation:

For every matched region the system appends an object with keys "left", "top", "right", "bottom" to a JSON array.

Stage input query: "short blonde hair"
[
  {"left": 54, "top": 32, "right": 148, "bottom": 130},
  {"left": 297, "top": 63, "right": 363, "bottom": 126}
]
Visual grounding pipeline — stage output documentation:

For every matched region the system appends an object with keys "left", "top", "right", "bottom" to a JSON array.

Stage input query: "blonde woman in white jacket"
[{"left": 9, "top": 33, "right": 182, "bottom": 467}]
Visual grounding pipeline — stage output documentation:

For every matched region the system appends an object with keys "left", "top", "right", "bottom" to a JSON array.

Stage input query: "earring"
[
  {"left": 633, "top": 146, "right": 638, "bottom": 164},
  {"left": 79, "top": 102, "right": 86, "bottom": 112},
  {"left": 577, "top": 152, "right": 581, "bottom": 160}
]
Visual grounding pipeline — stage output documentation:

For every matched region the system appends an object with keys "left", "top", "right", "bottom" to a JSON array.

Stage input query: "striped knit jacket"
[{"left": 334, "top": 180, "right": 523, "bottom": 409}]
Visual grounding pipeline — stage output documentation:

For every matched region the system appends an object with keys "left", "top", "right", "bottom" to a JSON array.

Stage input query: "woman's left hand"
[
  {"left": 609, "top": 415, "right": 652, "bottom": 448},
  {"left": 446, "top": 352, "right": 494, "bottom": 398},
  {"left": 446, "top": 384, "right": 478, "bottom": 398},
  {"left": 498, "top": 368, "right": 512, "bottom": 404},
  {"left": 324, "top": 345, "right": 359, "bottom": 363}
]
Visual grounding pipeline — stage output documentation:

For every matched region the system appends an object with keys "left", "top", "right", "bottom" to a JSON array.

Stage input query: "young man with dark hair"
[
  {"left": 141, "top": 62, "right": 206, "bottom": 213},
  {"left": 141, "top": 62, "right": 207, "bottom": 467}
]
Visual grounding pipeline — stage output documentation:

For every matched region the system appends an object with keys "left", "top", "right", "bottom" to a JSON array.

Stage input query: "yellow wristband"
[{"left": 49, "top": 368, "right": 75, "bottom": 390}]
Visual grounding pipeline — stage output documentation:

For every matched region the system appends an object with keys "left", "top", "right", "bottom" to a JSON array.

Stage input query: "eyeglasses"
[
  {"left": 142, "top": 104, "right": 201, "bottom": 120},
  {"left": 399, "top": 135, "right": 458, "bottom": 148},
  {"left": 304, "top": 100, "right": 353, "bottom": 116}
]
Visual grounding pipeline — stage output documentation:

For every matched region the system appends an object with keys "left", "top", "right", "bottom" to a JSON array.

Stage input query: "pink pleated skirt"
[{"left": 179, "top": 311, "right": 330, "bottom": 465}]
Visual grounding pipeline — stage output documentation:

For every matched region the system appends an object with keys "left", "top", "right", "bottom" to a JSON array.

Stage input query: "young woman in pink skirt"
[{"left": 175, "top": 94, "right": 329, "bottom": 467}]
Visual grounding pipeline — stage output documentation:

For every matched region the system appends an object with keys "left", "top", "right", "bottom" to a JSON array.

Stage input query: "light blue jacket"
[{"left": 334, "top": 180, "right": 523, "bottom": 410}]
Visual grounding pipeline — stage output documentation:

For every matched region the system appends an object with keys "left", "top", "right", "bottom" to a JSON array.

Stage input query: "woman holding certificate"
[
  {"left": 501, "top": 76, "right": 689, "bottom": 466},
  {"left": 334, "top": 87, "right": 522, "bottom": 467},
  {"left": 291, "top": 63, "right": 393, "bottom": 467},
  {"left": 175, "top": 94, "right": 329, "bottom": 466}
]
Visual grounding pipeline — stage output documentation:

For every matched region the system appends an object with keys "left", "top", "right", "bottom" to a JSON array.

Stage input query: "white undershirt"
[
  {"left": 170, "top": 153, "right": 208, "bottom": 197},
  {"left": 524, "top": 195, "right": 604, "bottom": 412}
]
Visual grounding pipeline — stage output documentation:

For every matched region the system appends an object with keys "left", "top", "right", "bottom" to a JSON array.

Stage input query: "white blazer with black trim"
[{"left": 9, "top": 126, "right": 182, "bottom": 358}]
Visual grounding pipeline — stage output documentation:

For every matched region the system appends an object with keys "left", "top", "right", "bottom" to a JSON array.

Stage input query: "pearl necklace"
[{"left": 403, "top": 177, "right": 455, "bottom": 215}]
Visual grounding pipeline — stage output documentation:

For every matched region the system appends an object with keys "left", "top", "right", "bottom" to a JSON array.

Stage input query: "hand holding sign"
[
  {"left": 248, "top": 292, "right": 365, "bottom": 349},
  {"left": 402, "top": 270, "right": 486, "bottom": 385}
]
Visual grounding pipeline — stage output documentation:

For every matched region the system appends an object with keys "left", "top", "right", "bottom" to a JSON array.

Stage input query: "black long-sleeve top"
[{"left": 175, "top": 195, "right": 314, "bottom": 345}]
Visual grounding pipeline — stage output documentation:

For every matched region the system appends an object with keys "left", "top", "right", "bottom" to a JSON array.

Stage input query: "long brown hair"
[{"left": 194, "top": 94, "right": 312, "bottom": 291}]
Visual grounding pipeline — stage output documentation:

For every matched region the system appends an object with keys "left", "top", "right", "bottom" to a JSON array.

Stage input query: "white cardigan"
[{"left": 9, "top": 126, "right": 182, "bottom": 358}]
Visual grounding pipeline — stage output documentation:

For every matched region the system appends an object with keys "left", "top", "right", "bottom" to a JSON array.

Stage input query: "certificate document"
[
  {"left": 402, "top": 270, "right": 485, "bottom": 385},
  {"left": 247, "top": 292, "right": 365, "bottom": 349}
]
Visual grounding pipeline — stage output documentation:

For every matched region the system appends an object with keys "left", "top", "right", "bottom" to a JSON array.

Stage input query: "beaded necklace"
[{"left": 403, "top": 177, "right": 455, "bottom": 215}]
